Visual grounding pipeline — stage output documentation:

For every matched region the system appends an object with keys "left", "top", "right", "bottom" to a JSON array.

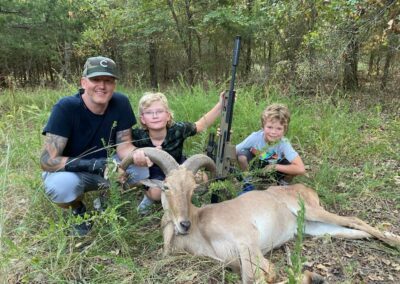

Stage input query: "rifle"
[{"left": 207, "top": 36, "right": 241, "bottom": 181}]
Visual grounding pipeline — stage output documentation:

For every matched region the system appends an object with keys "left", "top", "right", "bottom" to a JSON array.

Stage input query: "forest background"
[
  {"left": 0, "top": 0, "right": 399, "bottom": 283},
  {"left": 0, "top": 0, "right": 399, "bottom": 93}
]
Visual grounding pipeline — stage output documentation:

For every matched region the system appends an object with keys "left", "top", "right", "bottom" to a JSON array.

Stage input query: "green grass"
[{"left": 0, "top": 85, "right": 399, "bottom": 283}]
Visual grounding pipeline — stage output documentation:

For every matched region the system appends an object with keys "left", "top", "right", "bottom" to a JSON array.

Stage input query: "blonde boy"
[
  {"left": 236, "top": 103, "right": 305, "bottom": 190},
  {"left": 132, "top": 91, "right": 223, "bottom": 214}
]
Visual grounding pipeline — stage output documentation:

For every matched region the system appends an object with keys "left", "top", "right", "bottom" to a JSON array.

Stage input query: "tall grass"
[{"left": 0, "top": 85, "right": 399, "bottom": 283}]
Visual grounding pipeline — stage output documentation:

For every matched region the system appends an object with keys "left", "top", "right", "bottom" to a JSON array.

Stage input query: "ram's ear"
[{"left": 140, "top": 179, "right": 164, "bottom": 189}]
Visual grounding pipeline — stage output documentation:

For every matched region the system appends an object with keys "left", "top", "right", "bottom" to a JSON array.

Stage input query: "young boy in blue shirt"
[{"left": 236, "top": 103, "right": 305, "bottom": 193}]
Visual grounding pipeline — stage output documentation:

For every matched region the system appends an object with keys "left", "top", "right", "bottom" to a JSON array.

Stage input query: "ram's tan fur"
[{"left": 121, "top": 148, "right": 400, "bottom": 284}]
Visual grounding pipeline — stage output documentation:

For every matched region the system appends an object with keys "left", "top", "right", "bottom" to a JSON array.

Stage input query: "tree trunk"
[
  {"left": 244, "top": 37, "right": 252, "bottom": 78},
  {"left": 343, "top": 25, "right": 359, "bottom": 91},
  {"left": 307, "top": 0, "right": 317, "bottom": 67},
  {"left": 196, "top": 33, "right": 203, "bottom": 81},
  {"left": 184, "top": 0, "right": 194, "bottom": 85},
  {"left": 47, "top": 58, "right": 54, "bottom": 83},
  {"left": 368, "top": 52, "right": 374, "bottom": 77},
  {"left": 148, "top": 41, "right": 158, "bottom": 89},
  {"left": 244, "top": 0, "right": 254, "bottom": 78},
  {"left": 381, "top": 32, "right": 395, "bottom": 89},
  {"left": 163, "top": 56, "right": 169, "bottom": 82},
  {"left": 213, "top": 42, "right": 218, "bottom": 81},
  {"left": 63, "top": 41, "right": 72, "bottom": 82},
  {"left": 375, "top": 55, "right": 381, "bottom": 76},
  {"left": 166, "top": 0, "right": 194, "bottom": 86},
  {"left": 263, "top": 41, "right": 273, "bottom": 86}
]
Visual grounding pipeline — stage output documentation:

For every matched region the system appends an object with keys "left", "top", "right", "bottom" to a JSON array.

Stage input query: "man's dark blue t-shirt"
[{"left": 42, "top": 92, "right": 136, "bottom": 159}]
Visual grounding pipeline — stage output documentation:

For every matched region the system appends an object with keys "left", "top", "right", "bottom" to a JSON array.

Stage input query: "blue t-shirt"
[
  {"left": 236, "top": 130, "right": 298, "bottom": 163},
  {"left": 42, "top": 92, "right": 136, "bottom": 159}
]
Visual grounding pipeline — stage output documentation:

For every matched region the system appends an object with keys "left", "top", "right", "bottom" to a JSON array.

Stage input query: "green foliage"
[{"left": 1, "top": 0, "right": 398, "bottom": 90}]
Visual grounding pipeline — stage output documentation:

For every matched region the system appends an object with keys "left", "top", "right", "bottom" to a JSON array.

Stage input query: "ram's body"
[{"left": 121, "top": 148, "right": 400, "bottom": 283}]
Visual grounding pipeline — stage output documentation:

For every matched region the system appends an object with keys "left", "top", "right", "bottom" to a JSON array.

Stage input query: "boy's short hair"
[
  {"left": 138, "top": 92, "right": 174, "bottom": 129},
  {"left": 261, "top": 103, "right": 291, "bottom": 133}
]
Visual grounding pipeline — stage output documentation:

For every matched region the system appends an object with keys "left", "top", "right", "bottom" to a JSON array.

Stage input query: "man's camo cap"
[{"left": 82, "top": 56, "right": 118, "bottom": 79}]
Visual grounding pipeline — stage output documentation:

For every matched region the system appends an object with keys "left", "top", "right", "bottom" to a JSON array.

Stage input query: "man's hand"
[{"left": 117, "top": 166, "right": 128, "bottom": 184}]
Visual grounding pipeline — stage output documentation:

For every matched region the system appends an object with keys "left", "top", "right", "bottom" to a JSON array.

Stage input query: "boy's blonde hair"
[
  {"left": 138, "top": 92, "right": 174, "bottom": 129},
  {"left": 261, "top": 103, "right": 291, "bottom": 133}
]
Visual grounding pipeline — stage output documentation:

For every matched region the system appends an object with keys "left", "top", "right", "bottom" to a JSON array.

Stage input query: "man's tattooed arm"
[
  {"left": 116, "top": 129, "right": 135, "bottom": 159},
  {"left": 40, "top": 133, "right": 68, "bottom": 172}
]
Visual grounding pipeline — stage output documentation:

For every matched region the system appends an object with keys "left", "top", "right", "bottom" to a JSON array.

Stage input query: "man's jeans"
[{"left": 42, "top": 159, "right": 149, "bottom": 203}]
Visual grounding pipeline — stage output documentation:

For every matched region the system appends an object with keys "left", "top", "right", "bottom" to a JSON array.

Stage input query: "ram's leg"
[
  {"left": 238, "top": 244, "right": 275, "bottom": 284},
  {"left": 305, "top": 207, "right": 400, "bottom": 247},
  {"left": 161, "top": 214, "right": 174, "bottom": 256}
]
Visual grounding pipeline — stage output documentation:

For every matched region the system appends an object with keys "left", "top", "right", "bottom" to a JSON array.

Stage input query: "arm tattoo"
[
  {"left": 40, "top": 133, "right": 68, "bottom": 170},
  {"left": 116, "top": 129, "right": 132, "bottom": 145}
]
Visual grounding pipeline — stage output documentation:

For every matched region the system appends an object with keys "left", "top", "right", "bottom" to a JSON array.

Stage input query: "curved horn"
[
  {"left": 120, "top": 147, "right": 179, "bottom": 175},
  {"left": 182, "top": 154, "right": 216, "bottom": 177}
]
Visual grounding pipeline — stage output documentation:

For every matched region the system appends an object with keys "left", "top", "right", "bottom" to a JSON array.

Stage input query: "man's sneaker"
[
  {"left": 238, "top": 182, "right": 255, "bottom": 196},
  {"left": 277, "top": 179, "right": 290, "bottom": 186},
  {"left": 93, "top": 193, "right": 108, "bottom": 212},
  {"left": 71, "top": 203, "right": 92, "bottom": 237},
  {"left": 137, "top": 195, "right": 154, "bottom": 215},
  {"left": 72, "top": 221, "right": 92, "bottom": 237}
]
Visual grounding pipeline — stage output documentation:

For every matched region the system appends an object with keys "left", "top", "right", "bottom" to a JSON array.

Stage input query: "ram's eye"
[{"left": 162, "top": 185, "right": 170, "bottom": 192}]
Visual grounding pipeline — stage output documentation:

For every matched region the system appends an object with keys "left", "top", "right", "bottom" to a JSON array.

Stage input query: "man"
[{"left": 40, "top": 56, "right": 150, "bottom": 236}]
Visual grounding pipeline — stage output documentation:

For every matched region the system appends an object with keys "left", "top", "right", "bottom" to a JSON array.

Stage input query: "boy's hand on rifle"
[
  {"left": 216, "top": 127, "right": 233, "bottom": 137},
  {"left": 220, "top": 90, "right": 238, "bottom": 104},
  {"left": 218, "top": 91, "right": 225, "bottom": 106}
]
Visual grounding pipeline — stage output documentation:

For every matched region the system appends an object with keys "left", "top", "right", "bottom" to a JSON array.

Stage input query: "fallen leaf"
[
  {"left": 110, "top": 249, "right": 120, "bottom": 255},
  {"left": 379, "top": 222, "right": 393, "bottom": 230},
  {"left": 392, "top": 263, "right": 400, "bottom": 271},
  {"left": 344, "top": 252, "right": 354, "bottom": 258},
  {"left": 368, "top": 274, "right": 384, "bottom": 281},
  {"left": 316, "top": 263, "right": 328, "bottom": 272},
  {"left": 303, "top": 261, "right": 315, "bottom": 267}
]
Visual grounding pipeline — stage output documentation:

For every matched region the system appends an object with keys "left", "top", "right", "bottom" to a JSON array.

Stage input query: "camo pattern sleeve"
[
  {"left": 162, "top": 122, "right": 196, "bottom": 162},
  {"left": 132, "top": 128, "right": 152, "bottom": 148},
  {"left": 132, "top": 122, "right": 196, "bottom": 162}
]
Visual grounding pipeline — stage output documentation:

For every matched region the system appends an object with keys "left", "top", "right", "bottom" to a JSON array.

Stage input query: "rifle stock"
[{"left": 214, "top": 36, "right": 241, "bottom": 179}]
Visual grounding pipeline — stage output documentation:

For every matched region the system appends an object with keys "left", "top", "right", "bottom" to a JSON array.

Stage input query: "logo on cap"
[{"left": 100, "top": 60, "right": 108, "bottom": 67}]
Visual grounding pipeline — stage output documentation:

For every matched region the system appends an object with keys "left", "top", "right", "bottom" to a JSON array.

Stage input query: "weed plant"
[
  {"left": 0, "top": 85, "right": 399, "bottom": 283},
  {"left": 287, "top": 198, "right": 306, "bottom": 284}
]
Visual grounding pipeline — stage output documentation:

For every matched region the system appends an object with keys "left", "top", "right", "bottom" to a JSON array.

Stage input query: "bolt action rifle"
[{"left": 206, "top": 36, "right": 241, "bottom": 184}]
